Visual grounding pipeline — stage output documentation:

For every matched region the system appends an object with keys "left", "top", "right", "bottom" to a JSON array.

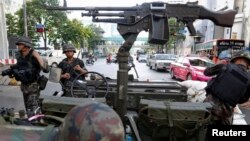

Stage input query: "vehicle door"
[
  {"left": 149, "top": 54, "right": 156, "bottom": 69},
  {"left": 178, "top": 57, "right": 190, "bottom": 80},
  {"left": 172, "top": 56, "right": 184, "bottom": 78},
  {"left": 146, "top": 55, "right": 152, "bottom": 66}
]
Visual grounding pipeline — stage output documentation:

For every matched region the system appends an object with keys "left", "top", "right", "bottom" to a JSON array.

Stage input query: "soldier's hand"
[
  {"left": 73, "top": 65, "right": 81, "bottom": 71},
  {"left": 62, "top": 73, "right": 71, "bottom": 79},
  {"left": 74, "top": 65, "right": 88, "bottom": 75},
  {"left": 240, "top": 100, "right": 250, "bottom": 109}
]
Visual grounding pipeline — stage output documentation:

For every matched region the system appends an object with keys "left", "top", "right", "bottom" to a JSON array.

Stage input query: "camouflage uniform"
[
  {"left": 0, "top": 127, "right": 41, "bottom": 141},
  {"left": 204, "top": 50, "right": 250, "bottom": 125},
  {"left": 20, "top": 82, "right": 41, "bottom": 115},
  {"left": 57, "top": 101, "right": 125, "bottom": 141},
  {"left": 15, "top": 36, "right": 45, "bottom": 116},
  {"left": 58, "top": 44, "right": 87, "bottom": 97}
]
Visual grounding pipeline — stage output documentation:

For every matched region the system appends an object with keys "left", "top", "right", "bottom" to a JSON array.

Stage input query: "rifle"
[{"left": 46, "top": 2, "right": 237, "bottom": 120}]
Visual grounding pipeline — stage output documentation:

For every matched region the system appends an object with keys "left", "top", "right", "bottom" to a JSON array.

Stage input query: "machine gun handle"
[{"left": 199, "top": 8, "right": 237, "bottom": 27}]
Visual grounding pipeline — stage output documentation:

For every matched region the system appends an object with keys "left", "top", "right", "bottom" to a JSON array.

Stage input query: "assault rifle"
[{"left": 46, "top": 2, "right": 237, "bottom": 119}]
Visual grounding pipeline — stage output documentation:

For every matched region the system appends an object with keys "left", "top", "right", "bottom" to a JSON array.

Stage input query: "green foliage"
[
  {"left": 59, "top": 19, "right": 93, "bottom": 49},
  {"left": 87, "top": 24, "right": 105, "bottom": 51},
  {"left": 5, "top": 13, "right": 18, "bottom": 36},
  {"left": 5, "top": 0, "right": 95, "bottom": 49},
  {"left": 167, "top": 18, "right": 186, "bottom": 50}
]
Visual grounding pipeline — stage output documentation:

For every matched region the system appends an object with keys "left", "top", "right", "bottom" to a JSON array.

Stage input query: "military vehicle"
[{"left": 0, "top": 1, "right": 238, "bottom": 141}]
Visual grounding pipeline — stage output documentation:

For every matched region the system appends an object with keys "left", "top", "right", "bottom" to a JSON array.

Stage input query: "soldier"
[
  {"left": 56, "top": 101, "right": 125, "bottom": 141},
  {"left": 14, "top": 36, "right": 49, "bottom": 117},
  {"left": 203, "top": 50, "right": 250, "bottom": 125},
  {"left": 58, "top": 44, "right": 88, "bottom": 96},
  {"left": 0, "top": 102, "right": 125, "bottom": 141}
]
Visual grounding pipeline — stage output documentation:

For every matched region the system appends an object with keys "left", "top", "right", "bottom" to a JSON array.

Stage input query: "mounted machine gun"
[{"left": 46, "top": 1, "right": 236, "bottom": 119}]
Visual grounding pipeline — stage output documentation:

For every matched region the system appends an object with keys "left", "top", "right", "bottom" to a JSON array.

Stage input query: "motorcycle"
[
  {"left": 86, "top": 58, "right": 95, "bottom": 65},
  {"left": 106, "top": 58, "right": 112, "bottom": 64}
]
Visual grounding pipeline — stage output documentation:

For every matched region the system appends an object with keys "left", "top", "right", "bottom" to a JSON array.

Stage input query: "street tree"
[
  {"left": 58, "top": 19, "right": 93, "bottom": 49},
  {"left": 6, "top": 0, "right": 93, "bottom": 50},
  {"left": 5, "top": 13, "right": 18, "bottom": 36},
  {"left": 87, "top": 24, "right": 105, "bottom": 52}
]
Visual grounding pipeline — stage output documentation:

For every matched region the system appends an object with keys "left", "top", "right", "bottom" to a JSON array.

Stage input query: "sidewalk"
[{"left": 0, "top": 85, "right": 25, "bottom": 111}]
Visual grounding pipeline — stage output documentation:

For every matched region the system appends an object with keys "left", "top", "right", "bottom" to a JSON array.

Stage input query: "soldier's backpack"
[
  {"left": 137, "top": 100, "right": 212, "bottom": 141},
  {"left": 205, "top": 64, "right": 250, "bottom": 107}
]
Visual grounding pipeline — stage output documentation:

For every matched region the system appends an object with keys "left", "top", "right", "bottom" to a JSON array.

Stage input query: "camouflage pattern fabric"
[
  {"left": 57, "top": 101, "right": 125, "bottom": 141},
  {"left": 20, "top": 82, "right": 40, "bottom": 115},
  {"left": 0, "top": 127, "right": 41, "bottom": 141},
  {"left": 203, "top": 94, "right": 234, "bottom": 125}
]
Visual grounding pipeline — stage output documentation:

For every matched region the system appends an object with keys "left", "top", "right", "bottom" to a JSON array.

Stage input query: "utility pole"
[
  {"left": 23, "top": 0, "right": 28, "bottom": 37},
  {"left": 0, "top": 0, "right": 9, "bottom": 59}
]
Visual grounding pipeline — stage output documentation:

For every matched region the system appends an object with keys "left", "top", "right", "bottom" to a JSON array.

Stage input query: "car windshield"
[
  {"left": 155, "top": 54, "right": 172, "bottom": 60},
  {"left": 170, "top": 55, "right": 177, "bottom": 60},
  {"left": 189, "top": 59, "right": 215, "bottom": 67},
  {"left": 140, "top": 55, "right": 147, "bottom": 58}
]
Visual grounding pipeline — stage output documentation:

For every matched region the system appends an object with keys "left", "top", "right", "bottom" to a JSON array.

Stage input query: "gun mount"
[{"left": 46, "top": 2, "right": 237, "bottom": 122}]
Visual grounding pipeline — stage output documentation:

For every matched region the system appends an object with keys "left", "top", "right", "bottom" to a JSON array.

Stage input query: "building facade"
[{"left": 176, "top": 0, "right": 250, "bottom": 55}]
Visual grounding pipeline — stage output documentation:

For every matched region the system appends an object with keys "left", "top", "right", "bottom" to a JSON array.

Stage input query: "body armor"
[{"left": 206, "top": 64, "right": 250, "bottom": 107}]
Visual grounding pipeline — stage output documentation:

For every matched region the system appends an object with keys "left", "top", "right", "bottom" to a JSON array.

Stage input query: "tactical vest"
[
  {"left": 206, "top": 64, "right": 250, "bottom": 107},
  {"left": 59, "top": 58, "right": 85, "bottom": 86},
  {"left": 15, "top": 49, "right": 40, "bottom": 84}
]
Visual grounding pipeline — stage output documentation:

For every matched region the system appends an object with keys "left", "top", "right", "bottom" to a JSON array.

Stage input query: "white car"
[
  {"left": 40, "top": 50, "right": 64, "bottom": 67},
  {"left": 149, "top": 54, "right": 175, "bottom": 71},
  {"left": 138, "top": 54, "right": 147, "bottom": 63}
]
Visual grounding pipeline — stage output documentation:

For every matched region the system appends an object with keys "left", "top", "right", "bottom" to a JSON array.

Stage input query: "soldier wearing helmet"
[
  {"left": 54, "top": 101, "right": 125, "bottom": 141},
  {"left": 203, "top": 49, "right": 250, "bottom": 125},
  {"left": 8, "top": 36, "right": 49, "bottom": 117},
  {"left": 58, "top": 44, "right": 88, "bottom": 96},
  {"left": 0, "top": 102, "right": 125, "bottom": 141}
]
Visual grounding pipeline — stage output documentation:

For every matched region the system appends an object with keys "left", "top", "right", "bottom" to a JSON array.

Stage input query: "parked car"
[
  {"left": 149, "top": 54, "right": 175, "bottom": 71},
  {"left": 170, "top": 56, "right": 215, "bottom": 82},
  {"left": 40, "top": 50, "right": 64, "bottom": 67},
  {"left": 138, "top": 54, "right": 147, "bottom": 63},
  {"left": 146, "top": 54, "right": 153, "bottom": 66}
]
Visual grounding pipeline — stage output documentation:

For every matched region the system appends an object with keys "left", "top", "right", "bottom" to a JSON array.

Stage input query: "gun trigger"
[{"left": 187, "top": 22, "right": 196, "bottom": 36}]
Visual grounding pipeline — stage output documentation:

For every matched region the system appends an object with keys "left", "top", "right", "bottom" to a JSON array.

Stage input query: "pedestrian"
[
  {"left": 58, "top": 44, "right": 88, "bottom": 96},
  {"left": 203, "top": 50, "right": 250, "bottom": 125},
  {"left": 14, "top": 36, "right": 49, "bottom": 117}
]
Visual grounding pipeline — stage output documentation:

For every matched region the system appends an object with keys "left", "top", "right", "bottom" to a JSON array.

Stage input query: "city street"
[
  {"left": 41, "top": 56, "right": 174, "bottom": 96},
  {"left": 0, "top": 57, "right": 250, "bottom": 124}
]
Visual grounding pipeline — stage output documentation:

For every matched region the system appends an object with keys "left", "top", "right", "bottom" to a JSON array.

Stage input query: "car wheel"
[
  {"left": 149, "top": 64, "right": 152, "bottom": 69},
  {"left": 170, "top": 69, "right": 175, "bottom": 79},
  {"left": 187, "top": 74, "right": 192, "bottom": 80}
]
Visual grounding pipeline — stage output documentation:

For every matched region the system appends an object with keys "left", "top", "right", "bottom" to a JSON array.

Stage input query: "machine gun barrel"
[
  {"left": 81, "top": 12, "right": 125, "bottom": 17},
  {"left": 46, "top": 6, "right": 138, "bottom": 11},
  {"left": 93, "top": 18, "right": 128, "bottom": 23}
]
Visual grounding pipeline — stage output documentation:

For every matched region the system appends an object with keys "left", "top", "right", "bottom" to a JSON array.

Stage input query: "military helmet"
[
  {"left": 62, "top": 44, "right": 76, "bottom": 53},
  {"left": 59, "top": 101, "right": 125, "bottom": 141},
  {"left": 15, "top": 36, "right": 33, "bottom": 48},
  {"left": 230, "top": 50, "right": 250, "bottom": 64}
]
